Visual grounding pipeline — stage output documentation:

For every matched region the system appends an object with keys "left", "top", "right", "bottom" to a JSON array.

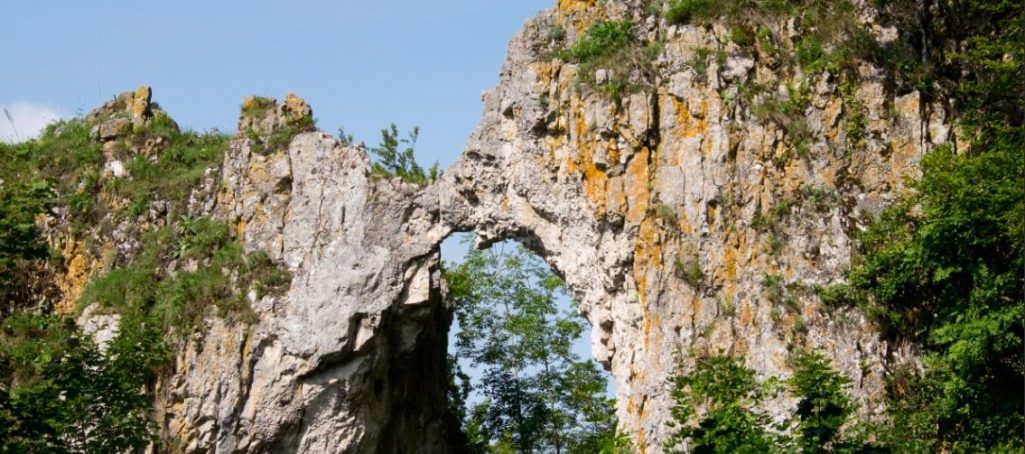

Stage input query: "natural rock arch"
[{"left": 151, "top": 2, "right": 954, "bottom": 452}]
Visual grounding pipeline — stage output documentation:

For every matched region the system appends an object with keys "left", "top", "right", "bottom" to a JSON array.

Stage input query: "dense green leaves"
[
  {"left": 444, "top": 244, "right": 621, "bottom": 453},
  {"left": 666, "top": 355, "right": 781, "bottom": 453},
  {"left": 839, "top": 0, "right": 1024, "bottom": 450},
  {"left": 0, "top": 313, "right": 167, "bottom": 453},
  {"left": 847, "top": 143, "right": 1024, "bottom": 450},
  {"left": 0, "top": 178, "right": 52, "bottom": 310},
  {"left": 667, "top": 352, "right": 879, "bottom": 453}
]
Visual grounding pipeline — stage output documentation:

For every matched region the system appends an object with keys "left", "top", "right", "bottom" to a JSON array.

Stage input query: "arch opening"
[{"left": 438, "top": 233, "right": 618, "bottom": 452}]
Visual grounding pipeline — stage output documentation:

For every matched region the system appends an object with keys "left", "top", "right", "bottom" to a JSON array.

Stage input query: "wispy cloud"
[{"left": 0, "top": 102, "right": 67, "bottom": 143}]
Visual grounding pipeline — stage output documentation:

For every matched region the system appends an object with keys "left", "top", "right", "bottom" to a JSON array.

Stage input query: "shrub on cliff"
[
  {"left": 0, "top": 312, "right": 167, "bottom": 452},
  {"left": 369, "top": 123, "right": 438, "bottom": 185},
  {"left": 559, "top": 20, "right": 662, "bottom": 102},
  {"left": 666, "top": 352, "right": 879, "bottom": 453}
]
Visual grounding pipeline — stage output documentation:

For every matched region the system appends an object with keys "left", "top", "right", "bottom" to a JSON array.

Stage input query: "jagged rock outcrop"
[
  {"left": 66, "top": 1, "right": 957, "bottom": 452},
  {"left": 155, "top": 97, "right": 450, "bottom": 452}
]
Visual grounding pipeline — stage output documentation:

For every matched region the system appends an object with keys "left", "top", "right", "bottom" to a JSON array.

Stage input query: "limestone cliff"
[
  {"left": 62, "top": 1, "right": 958, "bottom": 452},
  {"left": 440, "top": 0, "right": 951, "bottom": 449}
]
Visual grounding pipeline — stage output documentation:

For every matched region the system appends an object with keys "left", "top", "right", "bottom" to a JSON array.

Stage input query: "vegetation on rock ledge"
[{"left": 0, "top": 106, "right": 291, "bottom": 452}]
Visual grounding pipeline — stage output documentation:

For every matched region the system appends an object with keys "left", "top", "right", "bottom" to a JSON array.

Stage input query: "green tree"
[
  {"left": 786, "top": 351, "right": 883, "bottom": 453},
  {"left": 0, "top": 312, "right": 168, "bottom": 452},
  {"left": 369, "top": 123, "right": 438, "bottom": 185},
  {"left": 444, "top": 243, "right": 618, "bottom": 453},
  {"left": 0, "top": 178, "right": 51, "bottom": 311},
  {"left": 666, "top": 355, "right": 781, "bottom": 453},
  {"left": 667, "top": 353, "right": 877, "bottom": 453},
  {"left": 839, "top": 1, "right": 1024, "bottom": 450}
]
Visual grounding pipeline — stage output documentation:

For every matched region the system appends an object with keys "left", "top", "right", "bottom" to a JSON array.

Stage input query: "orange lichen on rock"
[
  {"left": 557, "top": 0, "right": 597, "bottom": 13},
  {"left": 624, "top": 148, "right": 651, "bottom": 224},
  {"left": 634, "top": 216, "right": 663, "bottom": 350},
  {"left": 722, "top": 243, "right": 738, "bottom": 301},
  {"left": 573, "top": 107, "right": 609, "bottom": 218},
  {"left": 55, "top": 240, "right": 101, "bottom": 313},
  {"left": 672, "top": 96, "right": 709, "bottom": 141}
]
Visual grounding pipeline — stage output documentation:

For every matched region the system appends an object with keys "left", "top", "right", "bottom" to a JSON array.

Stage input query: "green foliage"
[
  {"left": 1, "top": 217, "right": 290, "bottom": 451},
  {"left": 761, "top": 274, "right": 785, "bottom": 305},
  {"left": 840, "top": 1, "right": 1024, "bottom": 449},
  {"left": 548, "top": 21, "right": 567, "bottom": 43},
  {"left": 0, "top": 178, "right": 52, "bottom": 309},
  {"left": 79, "top": 219, "right": 289, "bottom": 338},
  {"left": 110, "top": 132, "right": 230, "bottom": 218},
  {"left": 674, "top": 257, "right": 703, "bottom": 288},
  {"left": 798, "top": 183, "right": 838, "bottom": 212},
  {"left": 240, "top": 96, "right": 276, "bottom": 118},
  {"left": 753, "top": 82, "right": 812, "bottom": 159},
  {"left": 839, "top": 80, "right": 866, "bottom": 152},
  {"left": 848, "top": 142, "right": 1024, "bottom": 450},
  {"left": 0, "top": 312, "right": 168, "bottom": 452},
  {"left": 751, "top": 198, "right": 792, "bottom": 233},
  {"left": 0, "top": 103, "right": 290, "bottom": 451},
  {"left": 787, "top": 351, "right": 858, "bottom": 452},
  {"left": 687, "top": 47, "right": 712, "bottom": 80},
  {"left": 559, "top": 20, "right": 660, "bottom": 102},
  {"left": 0, "top": 111, "right": 230, "bottom": 234},
  {"left": 248, "top": 114, "right": 316, "bottom": 156},
  {"left": 369, "top": 123, "right": 438, "bottom": 185},
  {"left": 0, "top": 119, "right": 104, "bottom": 231},
  {"left": 666, "top": 355, "right": 781, "bottom": 453},
  {"left": 729, "top": 25, "right": 755, "bottom": 47},
  {"left": 444, "top": 243, "right": 617, "bottom": 453},
  {"left": 668, "top": 352, "right": 877, "bottom": 453},
  {"left": 650, "top": 202, "right": 678, "bottom": 227}
]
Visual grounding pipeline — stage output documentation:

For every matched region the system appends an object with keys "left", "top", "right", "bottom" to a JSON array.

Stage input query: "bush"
[
  {"left": 667, "top": 352, "right": 876, "bottom": 453},
  {"left": 665, "top": 0, "right": 721, "bottom": 24},
  {"left": 79, "top": 219, "right": 290, "bottom": 339},
  {"left": 0, "top": 312, "right": 167, "bottom": 452},
  {"left": 666, "top": 355, "right": 780, "bottom": 453},
  {"left": 0, "top": 179, "right": 52, "bottom": 310},
  {"left": 559, "top": 20, "right": 660, "bottom": 101},
  {"left": 674, "top": 257, "right": 703, "bottom": 288},
  {"left": 369, "top": 124, "right": 438, "bottom": 185},
  {"left": 248, "top": 114, "right": 316, "bottom": 156}
]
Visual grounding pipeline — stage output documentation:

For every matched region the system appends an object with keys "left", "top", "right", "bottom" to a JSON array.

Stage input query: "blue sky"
[{"left": 1, "top": 0, "right": 550, "bottom": 169}]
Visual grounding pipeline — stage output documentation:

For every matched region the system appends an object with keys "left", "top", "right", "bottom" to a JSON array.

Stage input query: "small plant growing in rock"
[
  {"left": 559, "top": 20, "right": 661, "bottom": 102},
  {"left": 249, "top": 115, "right": 316, "bottom": 156},
  {"left": 761, "top": 273, "right": 785, "bottom": 305},
  {"left": 547, "top": 20, "right": 566, "bottom": 42},
  {"left": 799, "top": 183, "right": 839, "bottom": 212},
  {"left": 650, "top": 202, "right": 678, "bottom": 227},
  {"left": 675, "top": 256, "right": 703, "bottom": 288},
  {"left": 687, "top": 47, "right": 712, "bottom": 81},
  {"left": 369, "top": 124, "right": 438, "bottom": 185},
  {"left": 240, "top": 96, "right": 276, "bottom": 118}
]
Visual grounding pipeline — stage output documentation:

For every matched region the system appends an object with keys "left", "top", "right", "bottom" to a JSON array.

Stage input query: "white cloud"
[{"left": 0, "top": 102, "right": 67, "bottom": 143}]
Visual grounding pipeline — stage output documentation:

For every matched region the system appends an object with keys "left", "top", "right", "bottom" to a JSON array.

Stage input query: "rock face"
[
  {"left": 439, "top": 1, "right": 952, "bottom": 451},
  {"left": 156, "top": 97, "right": 450, "bottom": 452},
  {"left": 72, "top": 2, "right": 956, "bottom": 453}
]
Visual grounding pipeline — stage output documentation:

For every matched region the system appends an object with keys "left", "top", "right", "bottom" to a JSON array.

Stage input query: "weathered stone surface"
[
  {"left": 96, "top": 117, "right": 132, "bottom": 141},
  {"left": 437, "top": 2, "right": 953, "bottom": 451},
  {"left": 156, "top": 96, "right": 451, "bottom": 453},
  {"left": 69, "top": 2, "right": 957, "bottom": 453}
]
